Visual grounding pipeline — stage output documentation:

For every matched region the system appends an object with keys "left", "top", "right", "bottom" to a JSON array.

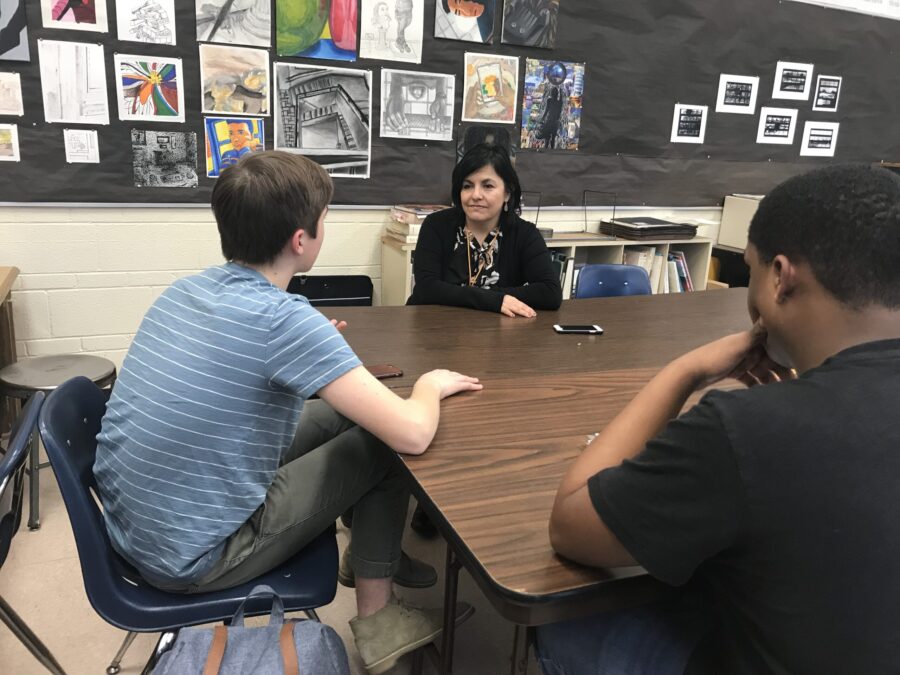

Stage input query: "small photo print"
[
  {"left": 812, "top": 75, "right": 842, "bottom": 112},
  {"left": 0, "top": 123, "right": 20, "bottom": 161},
  {"left": 800, "top": 121, "right": 839, "bottom": 157},
  {"left": 715, "top": 74, "right": 758, "bottom": 115},
  {"left": 773, "top": 61, "right": 814, "bottom": 101},
  {"left": 64, "top": 128, "right": 100, "bottom": 163},
  {"left": 131, "top": 129, "right": 198, "bottom": 187},
  {"left": 756, "top": 107, "right": 799, "bottom": 145},
  {"left": 670, "top": 103, "right": 708, "bottom": 144},
  {"left": 205, "top": 117, "right": 265, "bottom": 177},
  {"left": 380, "top": 69, "right": 454, "bottom": 142}
]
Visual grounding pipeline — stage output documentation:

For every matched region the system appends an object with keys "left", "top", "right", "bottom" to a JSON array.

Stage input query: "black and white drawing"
[
  {"left": 274, "top": 63, "right": 372, "bottom": 178},
  {"left": 501, "top": 0, "right": 559, "bottom": 49},
  {"left": 0, "top": 72, "right": 24, "bottom": 116},
  {"left": 131, "top": 129, "right": 198, "bottom": 187},
  {"left": 380, "top": 69, "right": 454, "bottom": 141},
  {"left": 0, "top": 0, "right": 30, "bottom": 61},
  {"left": 800, "top": 121, "right": 839, "bottom": 157},
  {"left": 670, "top": 103, "right": 707, "bottom": 144},
  {"left": 773, "top": 61, "right": 814, "bottom": 100},
  {"left": 756, "top": 106, "right": 798, "bottom": 145},
  {"left": 197, "top": 0, "right": 271, "bottom": 47},
  {"left": 38, "top": 40, "right": 110, "bottom": 125},
  {"left": 116, "top": 0, "right": 176, "bottom": 44},
  {"left": 715, "top": 74, "right": 758, "bottom": 115},
  {"left": 359, "top": 0, "right": 424, "bottom": 64},
  {"left": 64, "top": 128, "right": 100, "bottom": 162},
  {"left": 812, "top": 75, "right": 842, "bottom": 112}
]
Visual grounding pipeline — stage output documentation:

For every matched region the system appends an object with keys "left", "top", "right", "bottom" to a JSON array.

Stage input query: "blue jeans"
[{"left": 534, "top": 599, "right": 713, "bottom": 675}]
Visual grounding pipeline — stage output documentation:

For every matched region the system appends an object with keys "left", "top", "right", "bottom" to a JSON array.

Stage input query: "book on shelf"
[
  {"left": 670, "top": 250, "right": 694, "bottom": 291},
  {"left": 386, "top": 220, "right": 421, "bottom": 237},
  {"left": 649, "top": 249, "right": 666, "bottom": 294},
  {"left": 390, "top": 203, "right": 449, "bottom": 224},
  {"left": 549, "top": 250, "right": 570, "bottom": 287},
  {"left": 666, "top": 259, "right": 682, "bottom": 293},
  {"left": 623, "top": 245, "right": 656, "bottom": 278},
  {"left": 570, "top": 262, "right": 586, "bottom": 297}
]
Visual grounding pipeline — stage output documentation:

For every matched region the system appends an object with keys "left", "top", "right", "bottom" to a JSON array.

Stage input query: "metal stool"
[{"left": 0, "top": 354, "right": 116, "bottom": 530}]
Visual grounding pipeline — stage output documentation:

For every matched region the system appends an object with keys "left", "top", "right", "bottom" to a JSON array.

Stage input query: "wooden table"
[
  {"left": 335, "top": 289, "right": 750, "bottom": 673},
  {"left": 0, "top": 266, "right": 18, "bottom": 436}
]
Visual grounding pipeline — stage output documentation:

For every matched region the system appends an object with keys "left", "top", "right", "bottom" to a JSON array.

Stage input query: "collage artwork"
[{"left": 0, "top": 0, "right": 583, "bottom": 187}]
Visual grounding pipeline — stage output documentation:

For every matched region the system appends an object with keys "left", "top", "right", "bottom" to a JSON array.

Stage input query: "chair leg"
[
  {"left": 304, "top": 608, "right": 321, "bottom": 622},
  {"left": 140, "top": 630, "right": 178, "bottom": 675},
  {"left": 0, "top": 594, "right": 67, "bottom": 674},
  {"left": 106, "top": 631, "right": 138, "bottom": 675},
  {"left": 27, "top": 429, "right": 40, "bottom": 530}
]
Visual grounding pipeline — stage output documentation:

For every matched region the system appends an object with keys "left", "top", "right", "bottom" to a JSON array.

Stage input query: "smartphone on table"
[
  {"left": 553, "top": 324, "right": 604, "bottom": 335},
  {"left": 366, "top": 364, "right": 404, "bottom": 379}
]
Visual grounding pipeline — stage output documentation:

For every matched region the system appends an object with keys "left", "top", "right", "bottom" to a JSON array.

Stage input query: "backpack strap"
[
  {"left": 280, "top": 622, "right": 300, "bottom": 675},
  {"left": 203, "top": 626, "right": 228, "bottom": 675}
]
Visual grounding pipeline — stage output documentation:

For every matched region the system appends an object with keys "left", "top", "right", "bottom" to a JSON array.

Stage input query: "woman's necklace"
[{"left": 465, "top": 224, "right": 496, "bottom": 287}]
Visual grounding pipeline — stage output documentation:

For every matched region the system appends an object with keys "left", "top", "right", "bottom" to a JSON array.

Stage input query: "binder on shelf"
[{"left": 390, "top": 203, "right": 448, "bottom": 224}]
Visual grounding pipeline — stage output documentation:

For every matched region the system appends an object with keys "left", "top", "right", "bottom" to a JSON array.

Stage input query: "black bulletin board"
[{"left": 2, "top": 0, "right": 899, "bottom": 205}]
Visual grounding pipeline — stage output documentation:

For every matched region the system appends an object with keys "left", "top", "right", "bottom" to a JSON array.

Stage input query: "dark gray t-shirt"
[{"left": 589, "top": 339, "right": 900, "bottom": 674}]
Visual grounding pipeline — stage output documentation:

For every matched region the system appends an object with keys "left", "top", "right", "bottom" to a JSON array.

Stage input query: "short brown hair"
[{"left": 212, "top": 151, "right": 333, "bottom": 265}]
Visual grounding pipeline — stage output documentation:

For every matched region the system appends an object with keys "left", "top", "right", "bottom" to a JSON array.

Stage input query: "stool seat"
[{"left": 0, "top": 355, "right": 117, "bottom": 399}]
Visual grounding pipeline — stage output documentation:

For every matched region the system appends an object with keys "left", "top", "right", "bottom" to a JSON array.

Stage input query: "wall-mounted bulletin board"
[{"left": 0, "top": 0, "right": 899, "bottom": 206}]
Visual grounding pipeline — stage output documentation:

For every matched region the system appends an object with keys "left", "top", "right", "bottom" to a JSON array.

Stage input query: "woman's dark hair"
[
  {"left": 748, "top": 164, "right": 900, "bottom": 309},
  {"left": 451, "top": 143, "right": 522, "bottom": 221}
]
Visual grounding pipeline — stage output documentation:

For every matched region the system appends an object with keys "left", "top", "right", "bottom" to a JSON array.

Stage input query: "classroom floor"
[{"left": 0, "top": 455, "right": 542, "bottom": 675}]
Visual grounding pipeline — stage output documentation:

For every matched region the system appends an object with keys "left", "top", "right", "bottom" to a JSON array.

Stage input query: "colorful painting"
[
  {"left": 0, "top": 124, "right": 19, "bottom": 161},
  {"left": 359, "top": 0, "right": 424, "bottom": 64},
  {"left": 276, "top": 0, "right": 358, "bottom": 61},
  {"left": 41, "top": 0, "right": 109, "bottom": 32},
  {"left": 461, "top": 52, "right": 518, "bottom": 124},
  {"left": 197, "top": 0, "right": 271, "bottom": 47},
  {"left": 116, "top": 0, "right": 176, "bottom": 44},
  {"left": 199, "top": 44, "right": 270, "bottom": 116},
  {"left": 132, "top": 129, "right": 198, "bottom": 187},
  {"left": 501, "top": 0, "right": 558, "bottom": 48},
  {"left": 434, "top": 0, "right": 494, "bottom": 43},
  {"left": 0, "top": 72, "right": 24, "bottom": 116},
  {"left": 39, "top": 40, "right": 110, "bottom": 125},
  {"left": 274, "top": 62, "right": 371, "bottom": 178},
  {"left": 380, "top": 69, "right": 454, "bottom": 142},
  {"left": 0, "top": 0, "right": 30, "bottom": 61},
  {"left": 520, "top": 59, "right": 584, "bottom": 151},
  {"left": 205, "top": 116, "right": 264, "bottom": 177},
  {"left": 114, "top": 55, "right": 184, "bottom": 122}
]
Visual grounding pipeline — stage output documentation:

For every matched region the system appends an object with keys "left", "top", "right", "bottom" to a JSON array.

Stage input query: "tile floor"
[{"left": 0, "top": 457, "right": 542, "bottom": 675}]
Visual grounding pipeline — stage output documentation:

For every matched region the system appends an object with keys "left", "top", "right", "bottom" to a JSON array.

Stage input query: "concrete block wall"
[{"left": 0, "top": 205, "right": 720, "bottom": 370}]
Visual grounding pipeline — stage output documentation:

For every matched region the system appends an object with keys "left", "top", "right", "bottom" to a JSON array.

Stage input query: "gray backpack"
[{"left": 152, "top": 585, "right": 350, "bottom": 675}]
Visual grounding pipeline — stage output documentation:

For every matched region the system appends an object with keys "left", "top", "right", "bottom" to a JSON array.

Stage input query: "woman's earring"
[{"left": 504, "top": 201, "right": 509, "bottom": 212}]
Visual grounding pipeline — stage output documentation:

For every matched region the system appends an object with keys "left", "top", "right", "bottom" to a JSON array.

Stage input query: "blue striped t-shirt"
[{"left": 94, "top": 263, "right": 361, "bottom": 583}]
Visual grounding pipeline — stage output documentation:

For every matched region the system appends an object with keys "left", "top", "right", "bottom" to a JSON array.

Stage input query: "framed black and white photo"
[
  {"left": 772, "top": 61, "right": 814, "bottom": 100},
  {"left": 670, "top": 103, "right": 707, "bottom": 144},
  {"left": 800, "top": 121, "right": 839, "bottom": 157},
  {"left": 756, "top": 107, "right": 798, "bottom": 145},
  {"left": 715, "top": 74, "right": 759, "bottom": 115},
  {"left": 812, "top": 75, "right": 842, "bottom": 112}
]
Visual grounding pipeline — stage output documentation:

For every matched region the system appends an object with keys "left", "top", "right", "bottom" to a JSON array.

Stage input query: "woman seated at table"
[{"left": 407, "top": 143, "right": 562, "bottom": 317}]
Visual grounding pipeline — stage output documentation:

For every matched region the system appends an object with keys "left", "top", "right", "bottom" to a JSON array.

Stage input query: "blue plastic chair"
[
  {"left": 39, "top": 377, "right": 339, "bottom": 675},
  {"left": 574, "top": 264, "right": 653, "bottom": 298},
  {"left": 0, "top": 393, "right": 66, "bottom": 674}
]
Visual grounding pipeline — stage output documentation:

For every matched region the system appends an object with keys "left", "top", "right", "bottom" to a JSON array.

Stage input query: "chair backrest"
[
  {"left": 287, "top": 275, "right": 373, "bottom": 307},
  {"left": 574, "top": 264, "right": 653, "bottom": 299},
  {"left": 0, "top": 392, "right": 44, "bottom": 567}
]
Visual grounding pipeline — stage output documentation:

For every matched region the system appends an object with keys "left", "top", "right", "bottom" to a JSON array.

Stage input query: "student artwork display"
[
  {"left": 205, "top": 117, "right": 264, "bottom": 177},
  {"left": 670, "top": 103, "right": 708, "bottom": 144},
  {"left": 812, "top": 75, "right": 842, "bottom": 112},
  {"left": 359, "top": 0, "right": 424, "bottom": 64},
  {"left": 800, "top": 121, "right": 839, "bottom": 157},
  {"left": 199, "top": 44, "right": 270, "bottom": 116},
  {"left": 715, "top": 74, "right": 759, "bottom": 115},
  {"left": 380, "top": 69, "right": 454, "bottom": 142},
  {"left": 0, "top": 0, "right": 30, "bottom": 61},
  {"left": 520, "top": 59, "right": 584, "bottom": 151},
  {"left": 0, "top": 123, "right": 19, "bottom": 161},
  {"left": 274, "top": 62, "right": 372, "bottom": 178},
  {"left": 461, "top": 52, "right": 518, "bottom": 124},
  {"left": 434, "top": 0, "right": 495, "bottom": 43},
  {"left": 275, "top": 0, "right": 358, "bottom": 61},
  {"left": 756, "top": 107, "right": 798, "bottom": 145},
  {"left": 114, "top": 55, "right": 185, "bottom": 122},
  {"left": 41, "top": 0, "right": 108, "bottom": 32},
  {"left": 131, "top": 129, "right": 198, "bottom": 187},
  {"left": 38, "top": 40, "right": 110, "bottom": 125},
  {"left": 0, "top": 72, "right": 24, "bottom": 115},
  {"left": 197, "top": 0, "right": 271, "bottom": 47},
  {"left": 773, "top": 61, "right": 814, "bottom": 100},
  {"left": 116, "top": 0, "right": 176, "bottom": 44},
  {"left": 64, "top": 128, "right": 100, "bottom": 162},
  {"left": 501, "top": 0, "right": 559, "bottom": 48}
]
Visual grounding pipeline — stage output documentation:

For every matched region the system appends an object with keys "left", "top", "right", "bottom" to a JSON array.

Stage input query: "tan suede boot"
[{"left": 349, "top": 596, "right": 474, "bottom": 674}]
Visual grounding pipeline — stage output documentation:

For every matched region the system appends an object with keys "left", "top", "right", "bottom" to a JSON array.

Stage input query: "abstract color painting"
[{"left": 115, "top": 55, "right": 185, "bottom": 122}]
